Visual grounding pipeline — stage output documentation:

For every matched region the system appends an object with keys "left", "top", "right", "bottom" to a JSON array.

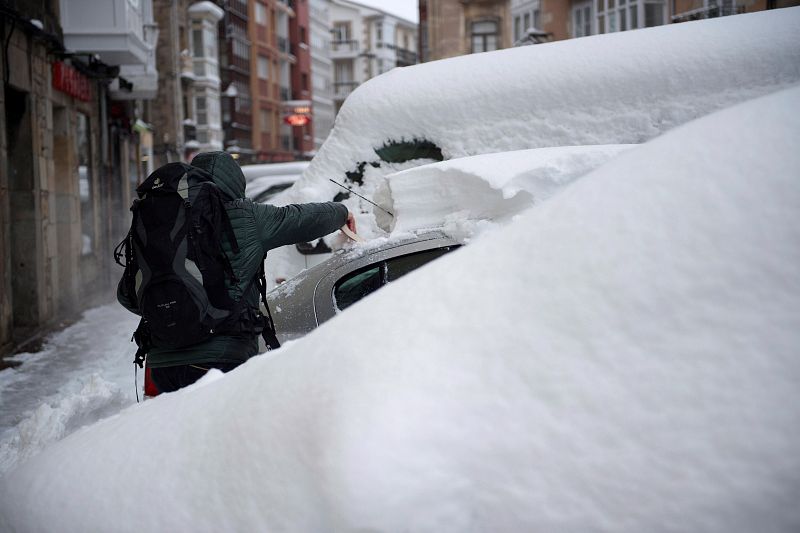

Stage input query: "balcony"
[
  {"left": 277, "top": 36, "right": 291, "bottom": 54},
  {"left": 333, "top": 81, "right": 358, "bottom": 100},
  {"left": 109, "top": 23, "right": 159, "bottom": 100},
  {"left": 395, "top": 47, "right": 417, "bottom": 67},
  {"left": 331, "top": 40, "right": 359, "bottom": 59},
  {"left": 59, "top": 0, "right": 152, "bottom": 65}
]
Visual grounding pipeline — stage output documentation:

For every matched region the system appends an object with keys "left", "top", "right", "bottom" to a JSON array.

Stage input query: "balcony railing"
[
  {"left": 332, "top": 40, "right": 359, "bottom": 52},
  {"left": 333, "top": 81, "right": 358, "bottom": 99},
  {"left": 672, "top": 5, "right": 745, "bottom": 23},
  {"left": 395, "top": 48, "right": 417, "bottom": 66}
]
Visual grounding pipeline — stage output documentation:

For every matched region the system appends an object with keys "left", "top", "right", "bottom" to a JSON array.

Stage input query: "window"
[
  {"left": 523, "top": 12, "right": 530, "bottom": 31},
  {"left": 260, "top": 109, "right": 271, "bottom": 132},
  {"left": 644, "top": 1, "right": 665, "bottom": 27},
  {"left": 255, "top": 2, "right": 267, "bottom": 25},
  {"left": 333, "top": 247, "right": 458, "bottom": 311},
  {"left": 572, "top": 3, "right": 593, "bottom": 37},
  {"left": 192, "top": 29, "right": 203, "bottom": 57},
  {"left": 332, "top": 22, "right": 350, "bottom": 41},
  {"left": 258, "top": 55, "right": 269, "bottom": 79},
  {"left": 596, "top": 0, "right": 664, "bottom": 33},
  {"left": 470, "top": 20, "right": 499, "bottom": 54},
  {"left": 514, "top": 16, "right": 521, "bottom": 41},
  {"left": 196, "top": 97, "right": 207, "bottom": 125},
  {"left": 77, "top": 113, "right": 93, "bottom": 255},
  {"left": 375, "top": 22, "right": 383, "bottom": 45}
]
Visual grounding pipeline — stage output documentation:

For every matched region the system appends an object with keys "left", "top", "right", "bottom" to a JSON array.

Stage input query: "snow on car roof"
[
  {"left": 266, "top": 9, "right": 800, "bottom": 282},
  {"left": 288, "top": 8, "right": 800, "bottom": 207}
]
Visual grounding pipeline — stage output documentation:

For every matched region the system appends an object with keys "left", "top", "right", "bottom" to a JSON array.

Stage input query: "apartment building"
[
  {"left": 310, "top": 0, "right": 335, "bottom": 149},
  {"left": 289, "top": 0, "right": 314, "bottom": 158},
  {"left": 249, "top": 0, "right": 296, "bottom": 162},
  {"left": 149, "top": 0, "right": 225, "bottom": 166},
  {"left": 538, "top": 0, "right": 800, "bottom": 42},
  {"left": 218, "top": 0, "right": 255, "bottom": 162},
  {"left": 1, "top": 0, "right": 158, "bottom": 356},
  {"left": 330, "top": 0, "right": 418, "bottom": 113},
  {"left": 418, "top": 0, "right": 511, "bottom": 61}
]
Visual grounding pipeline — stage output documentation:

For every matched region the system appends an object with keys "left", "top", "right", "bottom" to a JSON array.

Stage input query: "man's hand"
[{"left": 340, "top": 212, "right": 364, "bottom": 242}]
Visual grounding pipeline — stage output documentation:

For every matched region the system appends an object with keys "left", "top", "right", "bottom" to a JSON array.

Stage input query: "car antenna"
[{"left": 329, "top": 178, "right": 395, "bottom": 218}]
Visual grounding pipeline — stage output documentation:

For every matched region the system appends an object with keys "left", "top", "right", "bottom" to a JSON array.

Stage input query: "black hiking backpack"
[{"left": 115, "top": 162, "right": 280, "bottom": 367}]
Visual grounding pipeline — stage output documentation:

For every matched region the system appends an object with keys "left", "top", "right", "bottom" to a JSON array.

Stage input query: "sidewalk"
[{"left": 0, "top": 304, "right": 140, "bottom": 475}]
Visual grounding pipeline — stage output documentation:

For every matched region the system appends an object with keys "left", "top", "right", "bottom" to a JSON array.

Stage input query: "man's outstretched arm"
[{"left": 255, "top": 202, "right": 350, "bottom": 252}]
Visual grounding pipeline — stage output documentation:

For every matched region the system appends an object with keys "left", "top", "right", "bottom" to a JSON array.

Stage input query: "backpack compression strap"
[{"left": 257, "top": 258, "right": 281, "bottom": 350}]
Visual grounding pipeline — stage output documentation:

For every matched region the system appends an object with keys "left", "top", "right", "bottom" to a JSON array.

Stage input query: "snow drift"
[{"left": 1, "top": 81, "right": 798, "bottom": 531}]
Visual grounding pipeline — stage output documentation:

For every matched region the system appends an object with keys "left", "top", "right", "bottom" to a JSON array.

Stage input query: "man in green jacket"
[{"left": 124, "top": 151, "right": 352, "bottom": 393}]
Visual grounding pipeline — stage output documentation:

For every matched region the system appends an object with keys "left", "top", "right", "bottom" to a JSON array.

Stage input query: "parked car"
[
  {"left": 240, "top": 161, "right": 309, "bottom": 183},
  {"left": 266, "top": 231, "right": 461, "bottom": 343},
  {"left": 246, "top": 174, "right": 300, "bottom": 203}
]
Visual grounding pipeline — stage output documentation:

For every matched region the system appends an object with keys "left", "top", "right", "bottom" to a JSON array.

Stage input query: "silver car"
[{"left": 266, "top": 231, "right": 461, "bottom": 343}]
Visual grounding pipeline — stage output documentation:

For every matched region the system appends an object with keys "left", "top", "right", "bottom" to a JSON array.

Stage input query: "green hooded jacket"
[{"left": 123, "top": 152, "right": 347, "bottom": 368}]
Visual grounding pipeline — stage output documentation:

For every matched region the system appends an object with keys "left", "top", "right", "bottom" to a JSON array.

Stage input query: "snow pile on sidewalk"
[
  {"left": 1, "top": 86, "right": 799, "bottom": 531},
  {"left": 0, "top": 305, "right": 140, "bottom": 475}
]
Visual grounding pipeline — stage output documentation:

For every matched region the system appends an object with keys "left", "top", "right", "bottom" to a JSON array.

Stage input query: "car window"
[
  {"left": 332, "top": 246, "right": 459, "bottom": 312},
  {"left": 385, "top": 247, "right": 455, "bottom": 282},
  {"left": 334, "top": 265, "right": 384, "bottom": 311}
]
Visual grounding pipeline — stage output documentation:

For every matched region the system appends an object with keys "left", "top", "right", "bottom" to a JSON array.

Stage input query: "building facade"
[
  {"left": 309, "top": 0, "right": 335, "bottom": 149},
  {"left": 249, "top": 0, "right": 296, "bottom": 162},
  {"left": 289, "top": 0, "right": 314, "bottom": 158},
  {"left": 419, "top": 0, "right": 511, "bottom": 62},
  {"left": 218, "top": 0, "right": 255, "bottom": 162},
  {"left": 330, "top": 0, "right": 418, "bottom": 113},
  {"left": 1, "top": 0, "right": 158, "bottom": 357},
  {"left": 536, "top": 0, "right": 800, "bottom": 42}
]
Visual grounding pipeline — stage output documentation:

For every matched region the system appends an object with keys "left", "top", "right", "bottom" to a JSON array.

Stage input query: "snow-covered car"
[
  {"left": 267, "top": 231, "right": 461, "bottom": 343},
  {"left": 267, "top": 9, "right": 800, "bottom": 283}
]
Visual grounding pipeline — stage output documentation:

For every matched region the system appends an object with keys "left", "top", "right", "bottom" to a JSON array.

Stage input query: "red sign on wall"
[
  {"left": 284, "top": 114, "right": 310, "bottom": 126},
  {"left": 52, "top": 62, "right": 92, "bottom": 102}
]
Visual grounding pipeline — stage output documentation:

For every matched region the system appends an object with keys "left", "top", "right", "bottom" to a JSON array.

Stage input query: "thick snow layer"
[
  {"left": 266, "top": 8, "right": 800, "bottom": 281},
  {"left": 1, "top": 81, "right": 798, "bottom": 531},
  {"left": 372, "top": 145, "right": 635, "bottom": 233},
  {"left": 298, "top": 9, "right": 800, "bottom": 200}
]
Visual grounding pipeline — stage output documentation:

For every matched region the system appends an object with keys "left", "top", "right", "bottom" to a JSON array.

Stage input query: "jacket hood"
[{"left": 190, "top": 151, "right": 246, "bottom": 200}]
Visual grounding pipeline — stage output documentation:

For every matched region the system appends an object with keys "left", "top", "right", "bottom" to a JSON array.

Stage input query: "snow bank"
[
  {"left": 0, "top": 305, "right": 139, "bottom": 475},
  {"left": 1, "top": 85, "right": 798, "bottom": 532}
]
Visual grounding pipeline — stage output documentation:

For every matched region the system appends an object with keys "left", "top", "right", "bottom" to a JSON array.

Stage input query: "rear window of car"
[{"left": 333, "top": 246, "right": 458, "bottom": 311}]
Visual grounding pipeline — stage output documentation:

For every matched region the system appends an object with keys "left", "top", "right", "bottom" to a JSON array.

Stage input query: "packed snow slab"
[
  {"left": 2, "top": 86, "right": 799, "bottom": 531},
  {"left": 292, "top": 8, "right": 800, "bottom": 204},
  {"left": 372, "top": 145, "right": 635, "bottom": 233}
]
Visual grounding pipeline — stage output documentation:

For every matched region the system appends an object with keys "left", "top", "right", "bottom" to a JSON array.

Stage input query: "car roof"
[{"left": 267, "top": 230, "right": 458, "bottom": 299}]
